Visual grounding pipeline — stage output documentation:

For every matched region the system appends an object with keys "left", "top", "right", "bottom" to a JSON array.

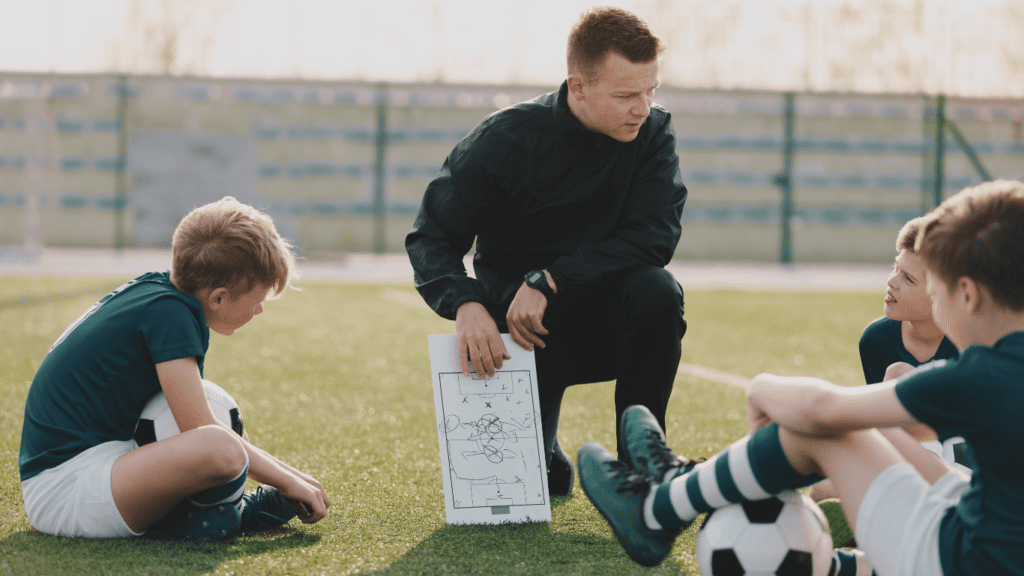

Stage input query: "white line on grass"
[
  {"left": 383, "top": 289, "right": 753, "bottom": 390},
  {"left": 677, "top": 363, "right": 750, "bottom": 390}
]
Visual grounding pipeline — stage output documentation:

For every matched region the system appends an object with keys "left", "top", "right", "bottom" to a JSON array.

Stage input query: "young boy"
[
  {"left": 579, "top": 180, "right": 1024, "bottom": 575},
  {"left": 19, "top": 196, "right": 330, "bottom": 539},
  {"left": 811, "top": 218, "right": 964, "bottom": 504}
]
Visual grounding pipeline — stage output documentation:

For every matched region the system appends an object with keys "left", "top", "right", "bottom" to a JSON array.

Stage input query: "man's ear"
[
  {"left": 566, "top": 73, "right": 587, "bottom": 101},
  {"left": 207, "top": 287, "right": 230, "bottom": 309}
]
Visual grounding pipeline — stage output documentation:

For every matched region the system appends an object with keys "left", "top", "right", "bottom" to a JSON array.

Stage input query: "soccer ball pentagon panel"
[
  {"left": 695, "top": 491, "right": 833, "bottom": 576},
  {"left": 134, "top": 380, "right": 244, "bottom": 445}
]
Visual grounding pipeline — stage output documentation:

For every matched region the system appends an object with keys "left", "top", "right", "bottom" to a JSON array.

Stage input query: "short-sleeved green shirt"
[
  {"left": 859, "top": 316, "right": 958, "bottom": 384},
  {"left": 895, "top": 331, "right": 1024, "bottom": 576},
  {"left": 19, "top": 272, "right": 208, "bottom": 481}
]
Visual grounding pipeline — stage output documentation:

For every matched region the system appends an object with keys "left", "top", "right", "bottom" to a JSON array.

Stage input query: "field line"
[
  {"left": 677, "top": 363, "right": 751, "bottom": 390},
  {"left": 383, "top": 288, "right": 752, "bottom": 390}
]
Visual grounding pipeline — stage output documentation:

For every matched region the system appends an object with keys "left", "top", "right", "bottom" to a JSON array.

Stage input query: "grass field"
[{"left": 0, "top": 276, "right": 882, "bottom": 575}]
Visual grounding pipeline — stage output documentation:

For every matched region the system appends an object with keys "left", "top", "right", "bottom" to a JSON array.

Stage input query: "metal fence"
[{"left": 1, "top": 72, "right": 1022, "bottom": 263}]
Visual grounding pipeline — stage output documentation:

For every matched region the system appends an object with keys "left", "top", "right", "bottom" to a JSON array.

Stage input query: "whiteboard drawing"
[{"left": 429, "top": 334, "right": 551, "bottom": 525}]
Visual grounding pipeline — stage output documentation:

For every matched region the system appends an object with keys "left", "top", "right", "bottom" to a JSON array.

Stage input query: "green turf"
[{"left": 0, "top": 277, "right": 882, "bottom": 575}]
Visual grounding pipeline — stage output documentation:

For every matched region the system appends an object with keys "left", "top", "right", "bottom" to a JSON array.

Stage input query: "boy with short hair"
[
  {"left": 811, "top": 218, "right": 964, "bottom": 505},
  {"left": 19, "top": 196, "right": 330, "bottom": 539},
  {"left": 579, "top": 180, "right": 1024, "bottom": 575}
]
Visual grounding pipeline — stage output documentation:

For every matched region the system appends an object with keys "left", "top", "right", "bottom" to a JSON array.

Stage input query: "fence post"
[
  {"left": 932, "top": 94, "right": 946, "bottom": 208},
  {"left": 114, "top": 75, "right": 129, "bottom": 250},
  {"left": 372, "top": 83, "right": 389, "bottom": 254},
  {"left": 775, "top": 92, "right": 795, "bottom": 264}
]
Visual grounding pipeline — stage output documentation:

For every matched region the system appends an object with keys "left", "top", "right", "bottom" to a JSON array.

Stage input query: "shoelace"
[
  {"left": 250, "top": 510, "right": 292, "bottom": 530},
  {"left": 639, "top": 429, "right": 680, "bottom": 478},
  {"left": 605, "top": 460, "right": 652, "bottom": 495}
]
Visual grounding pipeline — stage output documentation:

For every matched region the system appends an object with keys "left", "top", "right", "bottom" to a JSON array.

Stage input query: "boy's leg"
[
  {"left": 586, "top": 406, "right": 953, "bottom": 573},
  {"left": 111, "top": 424, "right": 248, "bottom": 533}
]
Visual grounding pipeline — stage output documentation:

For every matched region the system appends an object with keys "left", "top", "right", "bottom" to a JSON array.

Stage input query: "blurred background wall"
[{"left": 1, "top": 0, "right": 1022, "bottom": 263}]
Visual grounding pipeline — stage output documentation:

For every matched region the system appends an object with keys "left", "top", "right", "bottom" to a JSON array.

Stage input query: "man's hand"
[
  {"left": 455, "top": 301, "right": 510, "bottom": 378},
  {"left": 507, "top": 271, "right": 556, "bottom": 352}
]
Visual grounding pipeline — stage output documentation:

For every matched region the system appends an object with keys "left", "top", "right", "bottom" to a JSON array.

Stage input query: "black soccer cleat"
[
  {"left": 621, "top": 405, "right": 700, "bottom": 484},
  {"left": 578, "top": 442, "right": 684, "bottom": 567},
  {"left": 548, "top": 438, "right": 575, "bottom": 496},
  {"left": 237, "top": 486, "right": 299, "bottom": 532},
  {"left": 153, "top": 501, "right": 242, "bottom": 540}
]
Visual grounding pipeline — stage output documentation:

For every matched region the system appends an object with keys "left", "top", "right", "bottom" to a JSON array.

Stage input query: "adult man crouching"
[{"left": 406, "top": 7, "right": 688, "bottom": 496}]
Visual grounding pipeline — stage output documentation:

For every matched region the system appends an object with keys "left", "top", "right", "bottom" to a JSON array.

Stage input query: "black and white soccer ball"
[
  {"left": 695, "top": 491, "right": 833, "bottom": 576},
  {"left": 134, "top": 380, "right": 244, "bottom": 445}
]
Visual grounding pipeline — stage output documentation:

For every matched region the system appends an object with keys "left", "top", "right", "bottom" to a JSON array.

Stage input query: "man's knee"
[{"left": 621, "top": 266, "right": 683, "bottom": 315}]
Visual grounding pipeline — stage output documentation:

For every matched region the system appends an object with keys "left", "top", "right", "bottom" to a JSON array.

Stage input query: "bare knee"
[
  {"left": 778, "top": 426, "right": 866, "bottom": 478},
  {"left": 808, "top": 479, "right": 838, "bottom": 502},
  {"left": 192, "top": 425, "right": 247, "bottom": 481},
  {"left": 884, "top": 361, "right": 915, "bottom": 382}
]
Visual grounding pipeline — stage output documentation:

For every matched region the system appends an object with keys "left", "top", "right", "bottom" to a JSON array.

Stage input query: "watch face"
[{"left": 528, "top": 272, "right": 543, "bottom": 283}]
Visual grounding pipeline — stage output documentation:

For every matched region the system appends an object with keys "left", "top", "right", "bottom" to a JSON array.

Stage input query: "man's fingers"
[
  {"left": 532, "top": 316, "right": 549, "bottom": 337},
  {"left": 491, "top": 335, "right": 510, "bottom": 369},
  {"left": 470, "top": 350, "right": 487, "bottom": 379},
  {"left": 479, "top": 345, "right": 497, "bottom": 378},
  {"left": 459, "top": 345, "right": 472, "bottom": 377},
  {"left": 508, "top": 323, "right": 533, "bottom": 352}
]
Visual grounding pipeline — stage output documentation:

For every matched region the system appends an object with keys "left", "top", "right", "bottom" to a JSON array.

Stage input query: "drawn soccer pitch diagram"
[
  {"left": 429, "top": 334, "right": 551, "bottom": 524},
  {"left": 438, "top": 370, "right": 546, "bottom": 508}
]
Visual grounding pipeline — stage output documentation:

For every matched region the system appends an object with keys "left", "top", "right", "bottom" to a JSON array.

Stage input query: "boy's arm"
[
  {"left": 747, "top": 373, "right": 919, "bottom": 437},
  {"left": 155, "top": 357, "right": 221, "bottom": 431},
  {"left": 156, "top": 357, "right": 330, "bottom": 521}
]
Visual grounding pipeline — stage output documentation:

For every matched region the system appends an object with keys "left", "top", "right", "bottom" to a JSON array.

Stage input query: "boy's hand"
[{"left": 279, "top": 475, "right": 330, "bottom": 524}]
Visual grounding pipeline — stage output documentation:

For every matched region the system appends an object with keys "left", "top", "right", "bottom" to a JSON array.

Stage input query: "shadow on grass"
[
  {"left": 357, "top": 519, "right": 687, "bottom": 576},
  {"left": 0, "top": 527, "right": 321, "bottom": 575}
]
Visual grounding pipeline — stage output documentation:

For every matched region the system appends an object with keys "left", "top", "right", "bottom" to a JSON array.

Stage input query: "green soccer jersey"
[
  {"left": 19, "top": 272, "right": 208, "bottom": 481},
  {"left": 895, "top": 331, "right": 1024, "bottom": 576},
  {"left": 859, "top": 316, "right": 958, "bottom": 384}
]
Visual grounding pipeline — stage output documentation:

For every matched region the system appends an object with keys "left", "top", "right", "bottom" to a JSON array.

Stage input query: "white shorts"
[
  {"left": 856, "top": 462, "right": 970, "bottom": 576},
  {"left": 21, "top": 439, "right": 143, "bottom": 538}
]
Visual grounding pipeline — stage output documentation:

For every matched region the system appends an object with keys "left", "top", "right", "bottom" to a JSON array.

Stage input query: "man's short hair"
[
  {"left": 566, "top": 7, "right": 664, "bottom": 83},
  {"left": 896, "top": 216, "right": 926, "bottom": 253},
  {"left": 171, "top": 196, "right": 298, "bottom": 299},
  {"left": 917, "top": 180, "right": 1024, "bottom": 310}
]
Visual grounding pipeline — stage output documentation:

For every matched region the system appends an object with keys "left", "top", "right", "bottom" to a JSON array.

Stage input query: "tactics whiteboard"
[{"left": 428, "top": 334, "right": 551, "bottom": 525}]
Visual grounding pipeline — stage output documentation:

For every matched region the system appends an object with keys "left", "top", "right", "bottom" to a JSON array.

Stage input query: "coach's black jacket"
[{"left": 405, "top": 81, "right": 687, "bottom": 321}]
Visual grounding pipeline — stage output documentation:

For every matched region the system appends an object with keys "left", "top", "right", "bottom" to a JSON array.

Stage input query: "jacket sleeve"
[
  {"left": 545, "top": 113, "right": 687, "bottom": 293},
  {"left": 405, "top": 131, "right": 504, "bottom": 320}
]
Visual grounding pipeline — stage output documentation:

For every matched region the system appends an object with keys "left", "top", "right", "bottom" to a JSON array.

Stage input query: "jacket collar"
[{"left": 553, "top": 81, "right": 613, "bottom": 147}]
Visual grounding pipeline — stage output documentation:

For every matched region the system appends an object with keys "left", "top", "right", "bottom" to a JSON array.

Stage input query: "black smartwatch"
[{"left": 525, "top": 269, "right": 555, "bottom": 300}]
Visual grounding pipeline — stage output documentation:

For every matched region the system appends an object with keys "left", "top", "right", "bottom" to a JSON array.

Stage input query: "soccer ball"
[
  {"left": 134, "top": 380, "right": 244, "bottom": 445},
  {"left": 695, "top": 491, "right": 833, "bottom": 576}
]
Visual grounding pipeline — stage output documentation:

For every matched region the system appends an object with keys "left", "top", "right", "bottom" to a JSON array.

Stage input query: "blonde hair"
[
  {"left": 171, "top": 196, "right": 298, "bottom": 299},
  {"left": 895, "top": 216, "right": 926, "bottom": 252}
]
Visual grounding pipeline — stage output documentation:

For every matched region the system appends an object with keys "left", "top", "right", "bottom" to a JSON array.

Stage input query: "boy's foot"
[
  {"left": 621, "top": 405, "right": 700, "bottom": 483},
  {"left": 549, "top": 438, "right": 575, "bottom": 496},
  {"left": 238, "top": 486, "right": 299, "bottom": 532},
  {"left": 154, "top": 502, "right": 242, "bottom": 540},
  {"left": 818, "top": 498, "right": 856, "bottom": 548},
  {"left": 578, "top": 442, "right": 684, "bottom": 567}
]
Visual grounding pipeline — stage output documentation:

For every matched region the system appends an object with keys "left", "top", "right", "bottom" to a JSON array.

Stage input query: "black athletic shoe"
[
  {"left": 548, "top": 438, "right": 575, "bottom": 496},
  {"left": 153, "top": 501, "right": 241, "bottom": 540},
  {"left": 621, "top": 405, "right": 699, "bottom": 484},
  {"left": 578, "top": 442, "right": 683, "bottom": 567},
  {"left": 238, "top": 486, "right": 299, "bottom": 531}
]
